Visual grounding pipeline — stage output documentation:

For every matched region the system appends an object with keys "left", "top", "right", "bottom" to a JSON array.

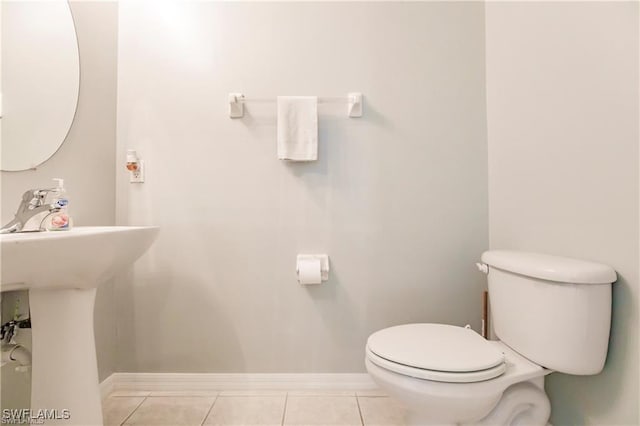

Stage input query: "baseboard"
[
  {"left": 99, "top": 373, "right": 115, "bottom": 399},
  {"left": 100, "top": 373, "right": 376, "bottom": 394}
]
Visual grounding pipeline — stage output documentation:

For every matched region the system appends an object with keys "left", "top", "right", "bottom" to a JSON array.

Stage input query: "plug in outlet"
[
  {"left": 130, "top": 161, "right": 144, "bottom": 183},
  {"left": 126, "top": 149, "right": 145, "bottom": 183}
]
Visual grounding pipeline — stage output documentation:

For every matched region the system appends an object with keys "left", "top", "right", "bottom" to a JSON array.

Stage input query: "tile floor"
[{"left": 103, "top": 390, "right": 408, "bottom": 426}]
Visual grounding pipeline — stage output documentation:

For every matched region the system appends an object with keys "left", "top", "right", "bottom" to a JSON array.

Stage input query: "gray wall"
[
  {"left": 485, "top": 2, "right": 639, "bottom": 425},
  {"left": 115, "top": 2, "right": 488, "bottom": 373},
  {"left": 3, "top": 4, "right": 637, "bottom": 425},
  {"left": 0, "top": 1, "right": 119, "bottom": 381}
]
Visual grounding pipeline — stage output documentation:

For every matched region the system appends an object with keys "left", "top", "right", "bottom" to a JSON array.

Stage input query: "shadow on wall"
[
  {"left": 546, "top": 272, "right": 637, "bottom": 424},
  {"left": 282, "top": 100, "right": 391, "bottom": 211},
  {"left": 286, "top": 99, "right": 391, "bottom": 169},
  {"left": 240, "top": 97, "right": 390, "bottom": 181},
  {"left": 302, "top": 262, "right": 367, "bottom": 370},
  {"left": 115, "top": 239, "right": 244, "bottom": 372}
]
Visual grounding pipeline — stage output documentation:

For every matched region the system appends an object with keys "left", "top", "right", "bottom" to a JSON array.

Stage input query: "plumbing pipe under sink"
[{"left": 1, "top": 343, "right": 31, "bottom": 371}]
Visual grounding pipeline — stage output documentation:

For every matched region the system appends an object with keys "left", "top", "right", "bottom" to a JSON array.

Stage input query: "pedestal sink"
[{"left": 1, "top": 226, "right": 159, "bottom": 425}]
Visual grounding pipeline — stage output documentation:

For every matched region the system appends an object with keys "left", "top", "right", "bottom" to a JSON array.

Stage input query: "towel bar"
[{"left": 228, "top": 93, "right": 362, "bottom": 118}]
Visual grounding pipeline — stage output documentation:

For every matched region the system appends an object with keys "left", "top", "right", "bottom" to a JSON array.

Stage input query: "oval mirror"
[{"left": 1, "top": 1, "right": 80, "bottom": 171}]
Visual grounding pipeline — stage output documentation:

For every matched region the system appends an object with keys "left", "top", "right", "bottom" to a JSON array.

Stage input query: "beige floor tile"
[
  {"left": 288, "top": 390, "right": 356, "bottom": 397},
  {"left": 123, "top": 396, "right": 215, "bottom": 425},
  {"left": 102, "top": 396, "right": 145, "bottom": 426},
  {"left": 355, "top": 389, "right": 387, "bottom": 398},
  {"left": 357, "top": 397, "right": 407, "bottom": 426},
  {"left": 109, "top": 391, "right": 151, "bottom": 397},
  {"left": 149, "top": 390, "right": 219, "bottom": 397},
  {"left": 218, "top": 390, "right": 287, "bottom": 396},
  {"left": 284, "top": 396, "right": 362, "bottom": 426},
  {"left": 204, "top": 395, "right": 286, "bottom": 425}
]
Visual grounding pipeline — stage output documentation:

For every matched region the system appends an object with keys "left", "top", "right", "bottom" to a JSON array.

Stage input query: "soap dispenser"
[{"left": 44, "top": 178, "right": 73, "bottom": 231}]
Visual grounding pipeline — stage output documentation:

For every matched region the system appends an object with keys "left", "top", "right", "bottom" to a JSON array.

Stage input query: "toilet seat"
[
  {"left": 366, "top": 347, "right": 507, "bottom": 383},
  {"left": 366, "top": 323, "right": 507, "bottom": 383}
]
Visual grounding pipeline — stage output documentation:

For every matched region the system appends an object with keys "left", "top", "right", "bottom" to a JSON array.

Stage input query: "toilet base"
[
  {"left": 366, "top": 352, "right": 551, "bottom": 426},
  {"left": 471, "top": 382, "right": 550, "bottom": 426},
  {"left": 366, "top": 358, "right": 503, "bottom": 425},
  {"left": 388, "top": 380, "right": 549, "bottom": 426}
]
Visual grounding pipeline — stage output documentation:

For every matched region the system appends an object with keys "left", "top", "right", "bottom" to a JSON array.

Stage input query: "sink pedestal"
[
  {"left": 1, "top": 226, "right": 159, "bottom": 425},
  {"left": 30, "top": 288, "right": 103, "bottom": 425}
]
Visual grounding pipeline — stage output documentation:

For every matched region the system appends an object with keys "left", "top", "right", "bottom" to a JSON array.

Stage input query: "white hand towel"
[{"left": 277, "top": 96, "right": 318, "bottom": 161}]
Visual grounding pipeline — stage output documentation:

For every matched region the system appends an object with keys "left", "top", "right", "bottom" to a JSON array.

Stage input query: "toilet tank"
[{"left": 481, "top": 250, "right": 617, "bottom": 375}]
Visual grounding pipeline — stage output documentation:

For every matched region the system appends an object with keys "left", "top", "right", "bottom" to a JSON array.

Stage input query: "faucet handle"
[
  {"left": 22, "top": 188, "right": 55, "bottom": 209},
  {"left": 21, "top": 190, "right": 36, "bottom": 202},
  {"left": 17, "top": 190, "right": 40, "bottom": 212}
]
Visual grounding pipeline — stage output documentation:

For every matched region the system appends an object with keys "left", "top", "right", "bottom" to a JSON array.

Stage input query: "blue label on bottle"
[{"left": 56, "top": 199, "right": 68, "bottom": 208}]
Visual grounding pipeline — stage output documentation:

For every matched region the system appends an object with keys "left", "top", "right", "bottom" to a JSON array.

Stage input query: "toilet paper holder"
[{"left": 296, "top": 254, "right": 330, "bottom": 283}]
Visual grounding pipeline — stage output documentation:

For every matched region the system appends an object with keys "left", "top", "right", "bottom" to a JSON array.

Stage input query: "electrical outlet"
[{"left": 130, "top": 161, "right": 145, "bottom": 183}]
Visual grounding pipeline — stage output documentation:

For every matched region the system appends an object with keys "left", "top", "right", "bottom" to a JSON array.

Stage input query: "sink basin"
[
  {"left": 0, "top": 226, "right": 159, "bottom": 425},
  {"left": 1, "top": 226, "right": 159, "bottom": 292}
]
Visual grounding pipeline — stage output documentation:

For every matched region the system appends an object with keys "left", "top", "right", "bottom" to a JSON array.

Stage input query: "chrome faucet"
[{"left": 0, "top": 189, "right": 61, "bottom": 233}]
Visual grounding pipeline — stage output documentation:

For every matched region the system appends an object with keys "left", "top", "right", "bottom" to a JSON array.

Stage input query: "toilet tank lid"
[{"left": 481, "top": 250, "right": 617, "bottom": 284}]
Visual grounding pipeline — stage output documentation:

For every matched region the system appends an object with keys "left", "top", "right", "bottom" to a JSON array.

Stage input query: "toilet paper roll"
[{"left": 297, "top": 258, "right": 322, "bottom": 285}]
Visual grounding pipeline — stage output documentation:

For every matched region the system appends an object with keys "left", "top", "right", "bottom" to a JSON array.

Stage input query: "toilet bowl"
[
  {"left": 365, "top": 250, "right": 617, "bottom": 426},
  {"left": 365, "top": 324, "right": 551, "bottom": 425}
]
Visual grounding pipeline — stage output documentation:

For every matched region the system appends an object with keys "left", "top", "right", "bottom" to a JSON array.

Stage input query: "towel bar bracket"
[
  {"left": 347, "top": 92, "right": 363, "bottom": 118},
  {"left": 228, "top": 93, "right": 363, "bottom": 118},
  {"left": 229, "top": 93, "right": 245, "bottom": 118}
]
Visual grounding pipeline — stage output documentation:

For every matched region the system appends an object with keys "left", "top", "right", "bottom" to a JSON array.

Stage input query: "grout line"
[
  {"left": 118, "top": 396, "right": 147, "bottom": 426},
  {"left": 281, "top": 392, "right": 289, "bottom": 426},
  {"left": 200, "top": 395, "right": 218, "bottom": 426},
  {"left": 355, "top": 396, "right": 365, "bottom": 426}
]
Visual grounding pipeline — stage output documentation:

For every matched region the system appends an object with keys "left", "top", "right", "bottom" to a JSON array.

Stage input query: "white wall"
[
  {"left": 485, "top": 2, "right": 639, "bottom": 425},
  {"left": 115, "top": 2, "right": 488, "bottom": 373},
  {"left": 0, "top": 1, "right": 118, "bottom": 382}
]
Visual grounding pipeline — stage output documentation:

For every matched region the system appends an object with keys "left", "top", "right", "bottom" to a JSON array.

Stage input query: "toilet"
[{"left": 365, "top": 250, "right": 617, "bottom": 425}]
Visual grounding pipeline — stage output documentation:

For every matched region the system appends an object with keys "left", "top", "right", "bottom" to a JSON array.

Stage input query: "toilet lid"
[
  {"left": 367, "top": 323, "right": 505, "bottom": 373},
  {"left": 366, "top": 347, "right": 507, "bottom": 383}
]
